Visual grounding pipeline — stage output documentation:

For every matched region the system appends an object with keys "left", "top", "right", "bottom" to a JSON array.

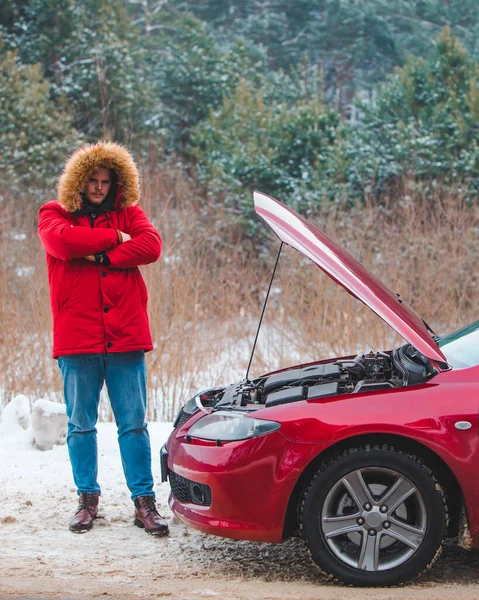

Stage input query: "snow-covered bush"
[
  {"left": 191, "top": 79, "right": 342, "bottom": 233},
  {"left": 0, "top": 395, "right": 31, "bottom": 431},
  {"left": 31, "top": 399, "right": 68, "bottom": 451},
  {"left": 342, "top": 27, "right": 479, "bottom": 201},
  {"left": 0, "top": 42, "right": 79, "bottom": 193}
]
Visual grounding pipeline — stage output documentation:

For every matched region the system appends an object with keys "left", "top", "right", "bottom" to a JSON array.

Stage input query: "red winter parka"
[{"left": 38, "top": 142, "right": 162, "bottom": 358}]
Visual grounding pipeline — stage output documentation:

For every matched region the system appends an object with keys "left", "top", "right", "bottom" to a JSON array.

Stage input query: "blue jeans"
[{"left": 58, "top": 351, "right": 154, "bottom": 500}]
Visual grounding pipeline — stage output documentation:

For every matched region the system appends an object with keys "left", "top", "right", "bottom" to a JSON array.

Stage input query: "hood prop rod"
[{"left": 245, "top": 241, "right": 283, "bottom": 381}]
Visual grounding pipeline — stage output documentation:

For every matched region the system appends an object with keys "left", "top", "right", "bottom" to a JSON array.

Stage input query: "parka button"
[
  {"left": 91, "top": 213, "right": 97, "bottom": 219},
  {"left": 107, "top": 342, "right": 112, "bottom": 348},
  {"left": 104, "top": 306, "right": 109, "bottom": 313},
  {"left": 101, "top": 271, "right": 107, "bottom": 277}
]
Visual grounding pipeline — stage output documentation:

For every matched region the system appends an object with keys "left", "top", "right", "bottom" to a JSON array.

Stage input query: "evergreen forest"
[{"left": 1, "top": 0, "right": 479, "bottom": 223}]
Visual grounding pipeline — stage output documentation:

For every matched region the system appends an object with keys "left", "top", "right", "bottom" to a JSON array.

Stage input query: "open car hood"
[{"left": 254, "top": 191, "right": 448, "bottom": 365}]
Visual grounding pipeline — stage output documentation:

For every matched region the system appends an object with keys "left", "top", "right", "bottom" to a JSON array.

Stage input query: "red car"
[{"left": 162, "top": 191, "right": 479, "bottom": 587}]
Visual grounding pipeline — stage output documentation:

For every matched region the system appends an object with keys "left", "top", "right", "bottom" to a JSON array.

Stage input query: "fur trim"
[{"left": 57, "top": 142, "right": 140, "bottom": 212}]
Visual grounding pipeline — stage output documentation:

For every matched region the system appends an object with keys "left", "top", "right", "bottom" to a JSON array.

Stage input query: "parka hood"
[{"left": 57, "top": 142, "right": 140, "bottom": 212}]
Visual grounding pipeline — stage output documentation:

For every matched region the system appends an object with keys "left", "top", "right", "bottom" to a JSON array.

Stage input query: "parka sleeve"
[
  {"left": 106, "top": 206, "right": 162, "bottom": 269},
  {"left": 38, "top": 201, "right": 119, "bottom": 261}
]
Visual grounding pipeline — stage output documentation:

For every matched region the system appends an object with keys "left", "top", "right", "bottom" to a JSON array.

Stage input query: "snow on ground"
[
  {"left": 2, "top": 405, "right": 479, "bottom": 598},
  {"left": 0, "top": 418, "right": 174, "bottom": 531}
]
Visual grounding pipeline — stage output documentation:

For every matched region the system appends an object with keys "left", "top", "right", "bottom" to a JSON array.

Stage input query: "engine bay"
[{"left": 194, "top": 343, "right": 437, "bottom": 413}]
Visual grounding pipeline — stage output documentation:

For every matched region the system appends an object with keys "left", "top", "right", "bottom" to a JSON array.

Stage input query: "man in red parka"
[{"left": 38, "top": 141, "right": 168, "bottom": 536}]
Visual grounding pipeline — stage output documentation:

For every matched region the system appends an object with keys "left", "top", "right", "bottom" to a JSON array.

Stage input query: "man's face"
[{"left": 85, "top": 168, "right": 112, "bottom": 205}]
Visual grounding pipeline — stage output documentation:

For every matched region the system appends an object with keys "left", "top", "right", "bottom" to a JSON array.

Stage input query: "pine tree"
[
  {"left": 342, "top": 27, "right": 479, "bottom": 198},
  {"left": 0, "top": 41, "right": 79, "bottom": 192},
  {"left": 1, "top": 0, "right": 154, "bottom": 142}
]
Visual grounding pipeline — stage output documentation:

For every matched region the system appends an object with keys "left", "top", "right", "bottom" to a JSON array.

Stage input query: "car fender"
[{"left": 256, "top": 378, "right": 479, "bottom": 545}]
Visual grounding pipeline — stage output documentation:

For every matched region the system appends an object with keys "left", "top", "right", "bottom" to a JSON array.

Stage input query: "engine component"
[
  {"left": 263, "top": 364, "right": 340, "bottom": 395},
  {"left": 265, "top": 386, "right": 305, "bottom": 407},
  {"left": 307, "top": 382, "right": 340, "bottom": 399},
  {"left": 173, "top": 344, "right": 432, "bottom": 418},
  {"left": 216, "top": 382, "right": 246, "bottom": 407},
  {"left": 355, "top": 351, "right": 392, "bottom": 380},
  {"left": 265, "top": 381, "right": 342, "bottom": 407},
  {"left": 393, "top": 344, "right": 430, "bottom": 385},
  {"left": 354, "top": 381, "right": 396, "bottom": 393}
]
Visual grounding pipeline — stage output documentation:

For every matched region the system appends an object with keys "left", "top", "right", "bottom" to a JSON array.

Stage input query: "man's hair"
[{"left": 90, "top": 165, "right": 117, "bottom": 181}]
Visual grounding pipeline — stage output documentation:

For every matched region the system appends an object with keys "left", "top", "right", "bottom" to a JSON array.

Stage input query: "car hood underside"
[{"left": 253, "top": 191, "right": 448, "bottom": 366}]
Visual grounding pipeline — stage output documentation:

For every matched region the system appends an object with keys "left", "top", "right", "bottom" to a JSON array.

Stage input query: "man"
[{"left": 38, "top": 141, "right": 168, "bottom": 536}]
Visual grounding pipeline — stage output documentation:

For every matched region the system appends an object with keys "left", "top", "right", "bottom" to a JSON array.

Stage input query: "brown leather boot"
[
  {"left": 134, "top": 496, "right": 169, "bottom": 536},
  {"left": 69, "top": 492, "right": 99, "bottom": 533}
]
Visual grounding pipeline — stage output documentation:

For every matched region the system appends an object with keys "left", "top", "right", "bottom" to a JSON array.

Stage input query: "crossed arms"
[{"left": 38, "top": 202, "right": 162, "bottom": 269}]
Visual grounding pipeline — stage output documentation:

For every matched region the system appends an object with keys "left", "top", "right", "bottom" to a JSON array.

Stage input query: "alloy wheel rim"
[{"left": 321, "top": 466, "right": 427, "bottom": 572}]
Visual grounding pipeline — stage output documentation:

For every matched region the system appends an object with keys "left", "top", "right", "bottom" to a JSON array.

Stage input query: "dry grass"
[
  {"left": 0, "top": 171, "right": 477, "bottom": 420},
  {"left": 260, "top": 185, "right": 479, "bottom": 373}
]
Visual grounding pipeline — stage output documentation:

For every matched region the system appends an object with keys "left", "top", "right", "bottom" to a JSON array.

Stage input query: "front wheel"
[{"left": 300, "top": 446, "right": 447, "bottom": 586}]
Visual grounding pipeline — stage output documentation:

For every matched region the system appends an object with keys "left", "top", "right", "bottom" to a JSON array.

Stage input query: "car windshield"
[{"left": 437, "top": 320, "right": 479, "bottom": 368}]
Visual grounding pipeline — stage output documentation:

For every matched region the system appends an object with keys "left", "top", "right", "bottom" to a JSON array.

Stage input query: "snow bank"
[
  {"left": 0, "top": 396, "right": 68, "bottom": 451},
  {"left": 0, "top": 420, "right": 174, "bottom": 527},
  {"left": 32, "top": 398, "right": 67, "bottom": 417},
  {"left": 31, "top": 398, "right": 68, "bottom": 451},
  {"left": 0, "top": 394, "right": 31, "bottom": 432}
]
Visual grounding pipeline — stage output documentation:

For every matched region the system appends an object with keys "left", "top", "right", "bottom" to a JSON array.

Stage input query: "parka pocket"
[
  {"left": 53, "top": 262, "right": 80, "bottom": 314},
  {"left": 135, "top": 270, "right": 148, "bottom": 306}
]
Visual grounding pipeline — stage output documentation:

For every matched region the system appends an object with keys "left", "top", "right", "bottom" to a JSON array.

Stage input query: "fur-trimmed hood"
[{"left": 57, "top": 142, "right": 140, "bottom": 212}]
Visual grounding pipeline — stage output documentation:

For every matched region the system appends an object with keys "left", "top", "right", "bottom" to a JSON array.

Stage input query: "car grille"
[
  {"left": 169, "top": 471, "right": 212, "bottom": 506},
  {"left": 173, "top": 407, "right": 194, "bottom": 428}
]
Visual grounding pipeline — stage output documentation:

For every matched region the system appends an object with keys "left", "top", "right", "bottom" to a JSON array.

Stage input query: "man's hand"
[
  {"left": 83, "top": 230, "right": 130, "bottom": 260},
  {"left": 118, "top": 231, "right": 131, "bottom": 242}
]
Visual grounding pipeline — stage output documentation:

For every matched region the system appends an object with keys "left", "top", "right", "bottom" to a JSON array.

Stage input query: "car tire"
[{"left": 300, "top": 445, "right": 448, "bottom": 586}]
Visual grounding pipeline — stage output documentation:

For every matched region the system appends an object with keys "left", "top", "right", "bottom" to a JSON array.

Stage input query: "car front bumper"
[{"left": 163, "top": 420, "right": 328, "bottom": 543}]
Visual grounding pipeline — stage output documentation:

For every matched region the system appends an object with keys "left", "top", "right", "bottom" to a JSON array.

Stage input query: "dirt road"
[
  {"left": 2, "top": 423, "right": 479, "bottom": 600},
  {"left": 2, "top": 504, "right": 479, "bottom": 600}
]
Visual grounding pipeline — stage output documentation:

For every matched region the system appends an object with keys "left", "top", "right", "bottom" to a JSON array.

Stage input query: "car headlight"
[
  {"left": 182, "top": 396, "right": 199, "bottom": 415},
  {"left": 188, "top": 411, "right": 281, "bottom": 442}
]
